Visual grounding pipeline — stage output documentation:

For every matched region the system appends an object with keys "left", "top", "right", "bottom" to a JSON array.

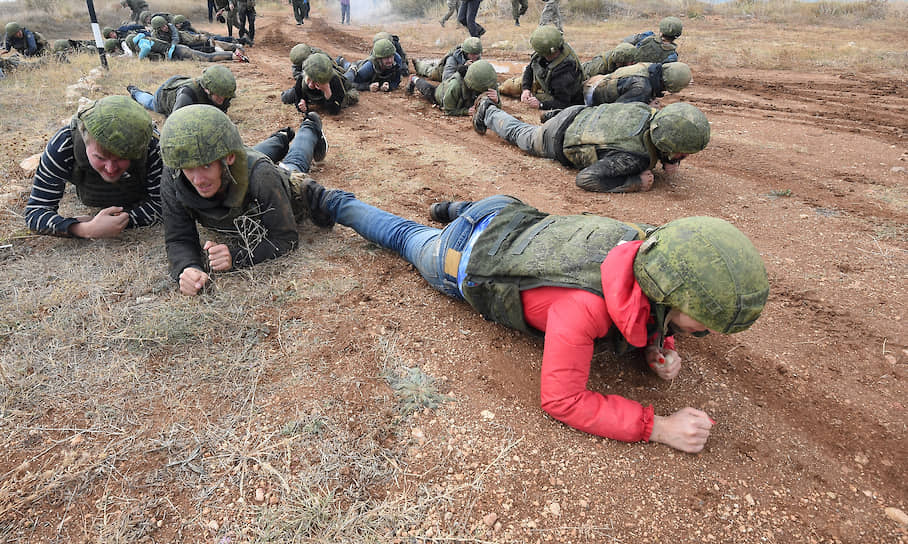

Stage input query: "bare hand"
[
  {"left": 68, "top": 206, "right": 129, "bottom": 239},
  {"left": 663, "top": 162, "right": 680, "bottom": 175},
  {"left": 485, "top": 89, "right": 499, "bottom": 102},
  {"left": 639, "top": 169, "right": 655, "bottom": 191},
  {"left": 520, "top": 90, "right": 541, "bottom": 109},
  {"left": 179, "top": 267, "right": 210, "bottom": 296},
  {"left": 319, "top": 82, "right": 332, "bottom": 99},
  {"left": 644, "top": 346, "right": 681, "bottom": 380},
  {"left": 204, "top": 240, "right": 232, "bottom": 271},
  {"left": 650, "top": 408, "right": 713, "bottom": 453},
  {"left": 381, "top": 81, "right": 390, "bottom": 92},
  {"left": 369, "top": 82, "right": 380, "bottom": 92},
  {"left": 297, "top": 99, "right": 307, "bottom": 112}
]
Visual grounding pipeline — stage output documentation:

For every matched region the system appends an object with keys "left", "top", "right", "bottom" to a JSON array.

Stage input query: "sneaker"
[
  {"left": 303, "top": 112, "right": 329, "bottom": 162},
  {"left": 472, "top": 96, "right": 494, "bottom": 135},
  {"left": 269, "top": 126, "right": 295, "bottom": 147},
  {"left": 126, "top": 84, "right": 139, "bottom": 99},
  {"left": 303, "top": 178, "right": 335, "bottom": 228},
  {"left": 429, "top": 201, "right": 454, "bottom": 224},
  {"left": 233, "top": 50, "right": 250, "bottom": 63},
  {"left": 406, "top": 75, "right": 416, "bottom": 95},
  {"left": 515, "top": 18, "right": 520, "bottom": 26}
]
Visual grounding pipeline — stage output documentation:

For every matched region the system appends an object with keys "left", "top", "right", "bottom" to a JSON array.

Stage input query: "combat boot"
[
  {"left": 303, "top": 112, "right": 329, "bottom": 162},
  {"left": 472, "top": 96, "right": 494, "bottom": 135},
  {"left": 126, "top": 85, "right": 140, "bottom": 101}
]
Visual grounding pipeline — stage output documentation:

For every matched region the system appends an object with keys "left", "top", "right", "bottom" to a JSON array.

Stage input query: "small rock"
[
  {"left": 745, "top": 494, "right": 755, "bottom": 506},
  {"left": 207, "top": 520, "right": 219, "bottom": 532},
  {"left": 254, "top": 488, "right": 265, "bottom": 503},
  {"left": 411, "top": 427, "right": 426, "bottom": 443},
  {"left": 891, "top": 166, "right": 906, "bottom": 174},
  {"left": 69, "top": 434, "right": 84, "bottom": 447},
  {"left": 156, "top": 519, "right": 163, "bottom": 528},
  {"left": 482, "top": 512, "right": 498, "bottom": 527},
  {"left": 826, "top": 492, "right": 837, "bottom": 500},
  {"left": 854, "top": 453, "right": 869, "bottom": 465},
  {"left": 268, "top": 494, "right": 280, "bottom": 505},
  {"left": 480, "top": 410, "right": 495, "bottom": 420},
  {"left": 549, "top": 502, "right": 561, "bottom": 517},
  {"left": 578, "top": 499, "right": 590, "bottom": 509},
  {"left": 885, "top": 507, "right": 908, "bottom": 526}
]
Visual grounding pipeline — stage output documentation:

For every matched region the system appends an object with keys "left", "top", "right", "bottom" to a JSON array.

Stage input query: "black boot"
[{"left": 429, "top": 201, "right": 454, "bottom": 224}]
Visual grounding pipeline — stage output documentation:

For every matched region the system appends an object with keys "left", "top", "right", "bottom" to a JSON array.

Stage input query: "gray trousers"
[{"left": 484, "top": 106, "right": 561, "bottom": 159}]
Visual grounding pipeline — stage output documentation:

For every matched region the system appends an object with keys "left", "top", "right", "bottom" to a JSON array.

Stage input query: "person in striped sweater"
[{"left": 24, "top": 96, "right": 162, "bottom": 239}]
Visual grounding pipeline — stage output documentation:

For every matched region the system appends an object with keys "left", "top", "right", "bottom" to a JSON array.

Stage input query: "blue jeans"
[
  {"left": 322, "top": 193, "right": 518, "bottom": 299},
  {"left": 278, "top": 120, "right": 318, "bottom": 174},
  {"left": 132, "top": 89, "right": 156, "bottom": 111}
]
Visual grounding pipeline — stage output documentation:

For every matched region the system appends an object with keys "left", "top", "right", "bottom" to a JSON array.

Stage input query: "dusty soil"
[
  {"left": 230, "top": 10, "right": 908, "bottom": 543},
  {"left": 2, "top": 5, "right": 906, "bottom": 544}
]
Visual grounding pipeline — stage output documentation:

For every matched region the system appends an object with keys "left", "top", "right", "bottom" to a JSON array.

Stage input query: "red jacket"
[{"left": 519, "top": 240, "right": 674, "bottom": 443}]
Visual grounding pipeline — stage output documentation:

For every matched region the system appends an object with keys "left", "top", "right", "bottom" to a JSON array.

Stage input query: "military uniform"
[
  {"left": 122, "top": 0, "right": 149, "bottom": 23},
  {"left": 539, "top": 0, "right": 562, "bottom": 30},
  {"left": 291, "top": 0, "right": 310, "bottom": 24},
  {"left": 314, "top": 191, "right": 767, "bottom": 445},
  {"left": 410, "top": 60, "right": 499, "bottom": 117},
  {"left": 583, "top": 62, "right": 690, "bottom": 106},
  {"left": 344, "top": 53, "right": 405, "bottom": 91},
  {"left": 581, "top": 42, "right": 637, "bottom": 80},
  {"left": 2, "top": 25, "right": 48, "bottom": 57},
  {"left": 474, "top": 101, "right": 709, "bottom": 192},
  {"left": 235, "top": 0, "right": 256, "bottom": 43},
  {"left": 412, "top": 41, "right": 478, "bottom": 82},
  {"left": 212, "top": 0, "right": 241, "bottom": 38},
  {"left": 622, "top": 17, "right": 683, "bottom": 64},
  {"left": 126, "top": 32, "right": 237, "bottom": 62}
]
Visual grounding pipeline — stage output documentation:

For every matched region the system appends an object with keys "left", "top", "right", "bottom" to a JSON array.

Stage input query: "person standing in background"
[{"left": 340, "top": 0, "right": 351, "bottom": 24}]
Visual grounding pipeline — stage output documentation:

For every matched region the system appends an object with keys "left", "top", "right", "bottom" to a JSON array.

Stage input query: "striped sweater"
[{"left": 24, "top": 127, "right": 163, "bottom": 235}]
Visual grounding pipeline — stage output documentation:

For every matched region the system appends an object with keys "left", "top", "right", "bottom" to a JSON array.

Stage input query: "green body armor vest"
[
  {"left": 635, "top": 36, "right": 676, "bottom": 64},
  {"left": 562, "top": 102, "right": 658, "bottom": 169},
  {"left": 68, "top": 122, "right": 149, "bottom": 209},
  {"left": 530, "top": 44, "right": 582, "bottom": 103},
  {"left": 462, "top": 202, "right": 648, "bottom": 336},
  {"left": 592, "top": 62, "right": 651, "bottom": 104},
  {"left": 156, "top": 75, "right": 199, "bottom": 114}
]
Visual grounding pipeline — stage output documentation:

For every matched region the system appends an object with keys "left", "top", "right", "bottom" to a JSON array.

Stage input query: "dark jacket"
[
  {"left": 521, "top": 45, "right": 584, "bottom": 110},
  {"left": 161, "top": 149, "right": 299, "bottom": 278}
]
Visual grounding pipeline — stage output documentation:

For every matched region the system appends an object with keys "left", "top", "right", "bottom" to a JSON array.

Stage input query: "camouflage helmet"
[
  {"left": 650, "top": 102, "right": 710, "bottom": 154},
  {"left": 160, "top": 104, "right": 244, "bottom": 169},
  {"left": 610, "top": 42, "right": 637, "bottom": 65},
  {"left": 289, "top": 43, "right": 312, "bottom": 65},
  {"left": 462, "top": 37, "right": 482, "bottom": 55},
  {"left": 372, "top": 38, "right": 395, "bottom": 59},
  {"left": 78, "top": 95, "right": 153, "bottom": 160},
  {"left": 104, "top": 38, "right": 120, "bottom": 53},
  {"left": 464, "top": 60, "right": 497, "bottom": 92},
  {"left": 529, "top": 25, "right": 563, "bottom": 57},
  {"left": 52, "top": 39, "right": 70, "bottom": 53},
  {"left": 661, "top": 62, "right": 692, "bottom": 93},
  {"left": 139, "top": 10, "right": 152, "bottom": 23},
  {"left": 633, "top": 216, "right": 769, "bottom": 334},
  {"left": 199, "top": 65, "right": 236, "bottom": 99},
  {"left": 5, "top": 22, "right": 21, "bottom": 36},
  {"left": 151, "top": 16, "right": 167, "bottom": 30},
  {"left": 659, "top": 16, "right": 683, "bottom": 38},
  {"left": 373, "top": 31, "right": 392, "bottom": 43},
  {"left": 172, "top": 14, "right": 187, "bottom": 25},
  {"left": 102, "top": 26, "right": 116, "bottom": 38},
  {"left": 303, "top": 53, "right": 335, "bottom": 84}
]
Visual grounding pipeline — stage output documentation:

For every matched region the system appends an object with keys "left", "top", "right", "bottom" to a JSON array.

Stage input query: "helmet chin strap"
[{"left": 653, "top": 303, "right": 669, "bottom": 349}]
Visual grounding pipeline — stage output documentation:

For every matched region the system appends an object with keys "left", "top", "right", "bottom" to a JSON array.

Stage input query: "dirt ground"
[{"left": 1, "top": 4, "right": 906, "bottom": 543}]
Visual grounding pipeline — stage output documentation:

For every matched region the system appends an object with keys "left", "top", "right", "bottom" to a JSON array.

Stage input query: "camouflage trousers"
[
  {"left": 441, "top": 0, "right": 460, "bottom": 25},
  {"left": 539, "top": 0, "right": 562, "bottom": 31},
  {"left": 412, "top": 58, "right": 444, "bottom": 81}
]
